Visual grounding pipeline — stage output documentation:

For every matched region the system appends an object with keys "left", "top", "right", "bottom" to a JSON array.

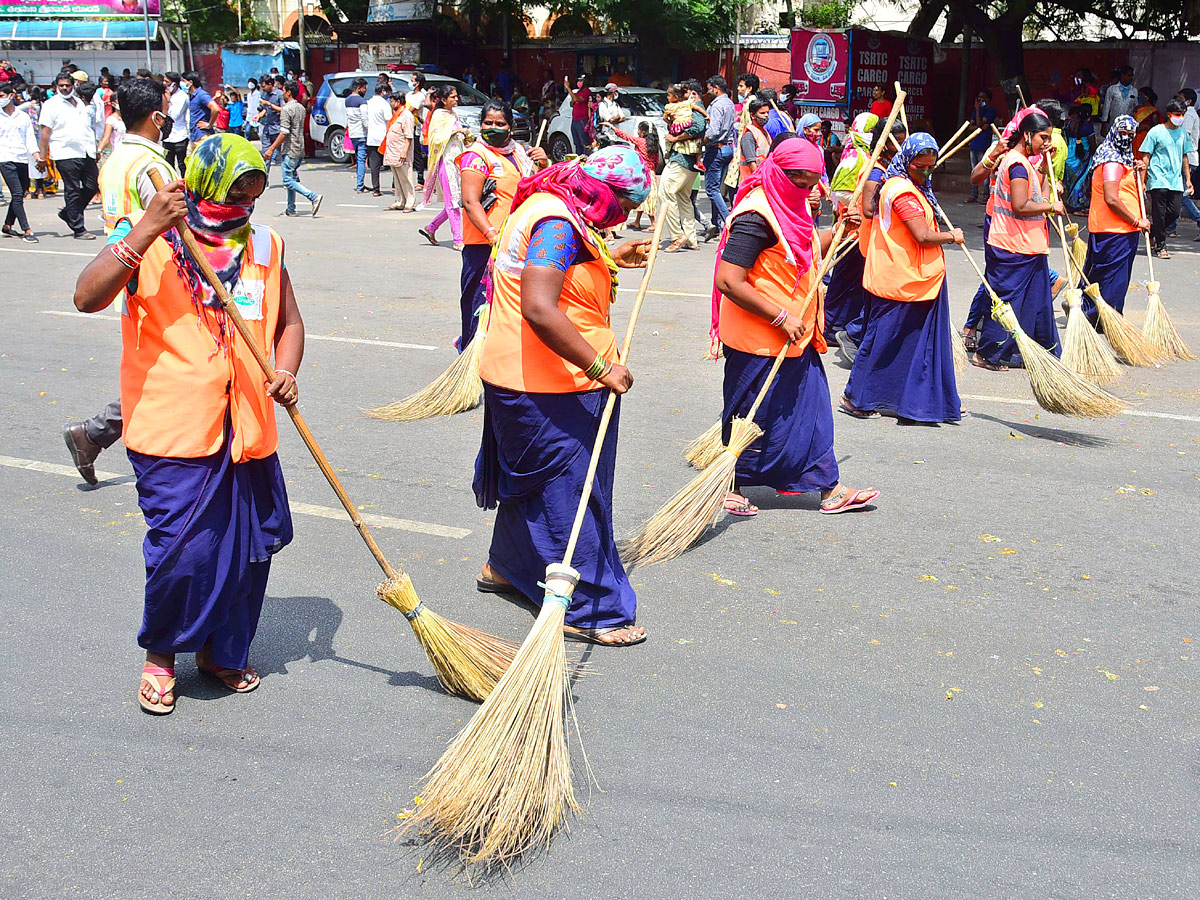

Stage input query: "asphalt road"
[{"left": 1, "top": 162, "right": 1198, "bottom": 899}]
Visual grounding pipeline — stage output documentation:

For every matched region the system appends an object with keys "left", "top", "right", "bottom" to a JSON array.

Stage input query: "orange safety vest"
[
  {"left": 479, "top": 192, "right": 619, "bottom": 393},
  {"left": 738, "top": 124, "right": 770, "bottom": 181},
  {"left": 458, "top": 142, "right": 524, "bottom": 246},
  {"left": 857, "top": 162, "right": 886, "bottom": 256},
  {"left": 718, "top": 187, "right": 826, "bottom": 358},
  {"left": 119, "top": 213, "right": 284, "bottom": 462},
  {"left": 1087, "top": 163, "right": 1140, "bottom": 234},
  {"left": 862, "top": 177, "right": 946, "bottom": 303},
  {"left": 989, "top": 149, "right": 1049, "bottom": 256}
]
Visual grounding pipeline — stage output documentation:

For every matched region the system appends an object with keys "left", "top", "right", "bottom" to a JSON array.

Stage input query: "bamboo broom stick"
[
  {"left": 624, "top": 93, "right": 909, "bottom": 568},
  {"left": 936, "top": 201, "right": 1122, "bottom": 417},
  {"left": 1136, "top": 168, "right": 1195, "bottom": 360},
  {"left": 894, "top": 81, "right": 908, "bottom": 130},
  {"left": 934, "top": 128, "right": 982, "bottom": 169},
  {"left": 404, "top": 206, "right": 669, "bottom": 869},
  {"left": 939, "top": 120, "right": 971, "bottom": 156},
  {"left": 146, "top": 170, "right": 518, "bottom": 703}
]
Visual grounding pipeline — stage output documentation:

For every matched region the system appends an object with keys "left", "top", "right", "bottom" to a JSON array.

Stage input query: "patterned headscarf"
[
  {"left": 1087, "top": 114, "right": 1136, "bottom": 176},
  {"left": 831, "top": 112, "right": 878, "bottom": 191},
  {"left": 511, "top": 145, "right": 650, "bottom": 231},
  {"left": 885, "top": 132, "right": 943, "bottom": 222},
  {"left": 169, "top": 134, "right": 266, "bottom": 311}
]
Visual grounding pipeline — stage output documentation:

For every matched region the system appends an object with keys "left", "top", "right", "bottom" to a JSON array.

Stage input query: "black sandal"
[{"left": 563, "top": 624, "right": 647, "bottom": 646}]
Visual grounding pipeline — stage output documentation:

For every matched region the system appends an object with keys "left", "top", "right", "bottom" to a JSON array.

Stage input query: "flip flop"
[
  {"left": 198, "top": 664, "right": 260, "bottom": 694},
  {"left": 724, "top": 493, "right": 759, "bottom": 517},
  {"left": 839, "top": 397, "right": 879, "bottom": 419},
  {"left": 971, "top": 353, "right": 1008, "bottom": 372},
  {"left": 138, "top": 664, "right": 176, "bottom": 715},
  {"left": 563, "top": 624, "right": 647, "bottom": 646},
  {"left": 476, "top": 575, "right": 520, "bottom": 595},
  {"left": 418, "top": 228, "right": 438, "bottom": 246},
  {"left": 820, "top": 486, "right": 879, "bottom": 515}
]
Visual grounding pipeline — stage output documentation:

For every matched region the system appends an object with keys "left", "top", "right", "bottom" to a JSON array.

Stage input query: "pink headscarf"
[
  {"left": 1000, "top": 104, "right": 1047, "bottom": 167},
  {"left": 709, "top": 137, "right": 824, "bottom": 355}
]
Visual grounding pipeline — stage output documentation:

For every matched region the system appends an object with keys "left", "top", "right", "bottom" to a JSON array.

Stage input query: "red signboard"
[{"left": 789, "top": 28, "right": 849, "bottom": 104}]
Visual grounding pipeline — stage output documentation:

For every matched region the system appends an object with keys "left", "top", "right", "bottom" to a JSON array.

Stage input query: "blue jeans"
[
  {"left": 282, "top": 155, "right": 317, "bottom": 213},
  {"left": 260, "top": 128, "right": 278, "bottom": 179},
  {"left": 1181, "top": 193, "right": 1200, "bottom": 225},
  {"left": 352, "top": 137, "right": 367, "bottom": 191},
  {"left": 703, "top": 143, "right": 734, "bottom": 226},
  {"left": 969, "top": 148, "right": 989, "bottom": 200},
  {"left": 570, "top": 120, "right": 589, "bottom": 154}
]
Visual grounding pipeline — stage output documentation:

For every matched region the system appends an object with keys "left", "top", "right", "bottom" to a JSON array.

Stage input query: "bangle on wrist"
[
  {"left": 275, "top": 368, "right": 296, "bottom": 383},
  {"left": 769, "top": 307, "right": 788, "bottom": 328},
  {"left": 584, "top": 354, "right": 610, "bottom": 380}
]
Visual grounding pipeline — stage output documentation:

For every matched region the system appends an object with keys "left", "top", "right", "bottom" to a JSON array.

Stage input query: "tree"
[{"left": 558, "top": 0, "right": 741, "bottom": 59}]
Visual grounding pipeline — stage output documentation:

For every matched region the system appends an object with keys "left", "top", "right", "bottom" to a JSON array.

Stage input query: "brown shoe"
[{"left": 63, "top": 423, "right": 101, "bottom": 485}]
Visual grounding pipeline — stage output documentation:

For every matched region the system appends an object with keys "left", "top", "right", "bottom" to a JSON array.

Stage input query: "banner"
[
  {"left": 790, "top": 28, "right": 849, "bottom": 104},
  {"left": 366, "top": 0, "right": 432, "bottom": 23},
  {"left": 848, "top": 31, "right": 933, "bottom": 123},
  {"left": 0, "top": 0, "right": 158, "bottom": 15}
]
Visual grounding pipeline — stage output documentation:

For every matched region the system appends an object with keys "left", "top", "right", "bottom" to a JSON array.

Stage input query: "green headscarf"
[
  {"left": 830, "top": 112, "right": 879, "bottom": 192},
  {"left": 184, "top": 132, "right": 266, "bottom": 202}
]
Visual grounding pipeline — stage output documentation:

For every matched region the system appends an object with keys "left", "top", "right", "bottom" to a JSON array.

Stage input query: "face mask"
[
  {"left": 910, "top": 169, "right": 930, "bottom": 185},
  {"left": 481, "top": 127, "right": 511, "bottom": 147},
  {"left": 1170, "top": 115, "right": 1186, "bottom": 126},
  {"left": 181, "top": 81, "right": 192, "bottom": 92},
  {"left": 155, "top": 112, "right": 171, "bottom": 141},
  {"left": 737, "top": 87, "right": 748, "bottom": 100}
]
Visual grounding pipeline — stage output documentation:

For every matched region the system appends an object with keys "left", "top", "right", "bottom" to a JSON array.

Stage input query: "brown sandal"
[
  {"left": 563, "top": 623, "right": 647, "bottom": 646},
  {"left": 971, "top": 352, "right": 1008, "bottom": 372}
]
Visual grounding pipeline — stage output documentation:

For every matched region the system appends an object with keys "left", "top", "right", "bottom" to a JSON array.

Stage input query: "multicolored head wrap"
[
  {"left": 511, "top": 145, "right": 650, "bottom": 231},
  {"left": 1087, "top": 114, "right": 1136, "bottom": 175},
  {"left": 885, "top": 132, "right": 943, "bottom": 221},
  {"left": 581, "top": 145, "right": 652, "bottom": 205},
  {"left": 830, "top": 112, "right": 878, "bottom": 191}
]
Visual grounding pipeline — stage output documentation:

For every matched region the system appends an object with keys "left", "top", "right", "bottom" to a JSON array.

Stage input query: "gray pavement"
[{"left": 2, "top": 162, "right": 1199, "bottom": 899}]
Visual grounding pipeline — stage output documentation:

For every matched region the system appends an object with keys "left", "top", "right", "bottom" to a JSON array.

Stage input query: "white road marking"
[
  {"left": 0, "top": 246, "right": 95, "bottom": 257},
  {"left": 39, "top": 310, "right": 438, "bottom": 351},
  {"left": 960, "top": 393, "right": 1200, "bottom": 423},
  {"left": 0, "top": 454, "right": 470, "bottom": 539}
]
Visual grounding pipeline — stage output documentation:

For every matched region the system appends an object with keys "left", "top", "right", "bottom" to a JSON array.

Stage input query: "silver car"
[{"left": 544, "top": 86, "right": 667, "bottom": 162}]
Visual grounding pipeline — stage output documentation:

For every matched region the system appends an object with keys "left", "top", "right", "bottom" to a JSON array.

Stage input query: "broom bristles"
[
  {"left": 1085, "top": 284, "right": 1165, "bottom": 367},
  {"left": 951, "top": 320, "right": 968, "bottom": 374},
  {"left": 365, "top": 329, "right": 486, "bottom": 421},
  {"left": 403, "top": 599, "right": 577, "bottom": 868},
  {"left": 1143, "top": 285, "right": 1197, "bottom": 361},
  {"left": 1061, "top": 289, "right": 1122, "bottom": 384},
  {"left": 622, "top": 418, "right": 763, "bottom": 567},
  {"left": 377, "top": 574, "right": 519, "bottom": 704},
  {"left": 683, "top": 420, "right": 724, "bottom": 469}
]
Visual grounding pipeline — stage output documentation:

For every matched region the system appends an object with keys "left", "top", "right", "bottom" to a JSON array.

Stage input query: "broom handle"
[
  {"left": 534, "top": 118, "right": 548, "bottom": 149},
  {"left": 939, "top": 120, "right": 970, "bottom": 156},
  {"left": 935, "top": 206, "right": 1002, "bottom": 306},
  {"left": 147, "top": 170, "right": 399, "bottom": 581},
  {"left": 742, "top": 91, "right": 908, "bottom": 424},
  {"left": 894, "top": 82, "right": 907, "bottom": 129},
  {"left": 1042, "top": 150, "right": 1079, "bottom": 282},
  {"left": 1135, "top": 167, "right": 1155, "bottom": 282},
  {"left": 562, "top": 204, "right": 668, "bottom": 568},
  {"left": 934, "top": 128, "right": 982, "bottom": 169}
]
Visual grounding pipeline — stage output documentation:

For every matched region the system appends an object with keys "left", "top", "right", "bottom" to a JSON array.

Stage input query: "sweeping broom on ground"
[
  {"left": 936, "top": 201, "right": 1122, "bottom": 417},
  {"left": 404, "top": 210, "right": 668, "bottom": 869},
  {"left": 1136, "top": 169, "right": 1196, "bottom": 360},
  {"left": 366, "top": 122, "right": 552, "bottom": 422},
  {"left": 1042, "top": 164, "right": 1122, "bottom": 384},
  {"left": 626, "top": 97, "right": 908, "bottom": 567},
  {"left": 148, "top": 171, "right": 518, "bottom": 703},
  {"left": 1064, "top": 221, "right": 1088, "bottom": 276}
]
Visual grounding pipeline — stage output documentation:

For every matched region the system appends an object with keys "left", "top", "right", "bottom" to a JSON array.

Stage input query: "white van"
[{"left": 543, "top": 86, "right": 668, "bottom": 161}]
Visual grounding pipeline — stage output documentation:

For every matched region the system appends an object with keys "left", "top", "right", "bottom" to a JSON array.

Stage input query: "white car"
[
  {"left": 309, "top": 70, "right": 531, "bottom": 163},
  {"left": 544, "top": 86, "right": 667, "bottom": 162}
]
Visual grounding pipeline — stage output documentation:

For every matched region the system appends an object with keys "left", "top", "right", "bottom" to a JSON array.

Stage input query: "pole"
[
  {"left": 297, "top": 0, "right": 308, "bottom": 78},
  {"left": 142, "top": 0, "right": 152, "bottom": 69},
  {"left": 162, "top": 20, "right": 171, "bottom": 71},
  {"left": 237, "top": 0, "right": 242, "bottom": 36},
  {"left": 957, "top": 24, "right": 971, "bottom": 128},
  {"left": 733, "top": 3, "right": 742, "bottom": 77},
  {"left": 186, "top": 23, "right": 194, "bottom": 69}
]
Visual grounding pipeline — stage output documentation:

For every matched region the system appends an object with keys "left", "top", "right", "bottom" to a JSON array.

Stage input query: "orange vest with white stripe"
[
  {"left": 988, "top": 149, "right": 1049, "bottom": 255},
  {"left": 738, "top": 125, "right": 770, "bottom": 181},
  {"left": 857, "top": 163, "right": 885, "bottom": 255},
  {"left": 458, "top": 142, "right": 524, "bottom": 246},
  {"left": 1087, "top": 163, "right": 1140, "bottom": 234},
  {"left": 119, "top": 213, "right": 284, "bottom": 461},
  {"left": 479, "top": 192, "right": 619, "bottom": 393},
  {"left": 862, "top": 177, "right": 946, "bottom": 303},
  {"left": 718, "top": 187, "right": 825, "bottom": 358}
]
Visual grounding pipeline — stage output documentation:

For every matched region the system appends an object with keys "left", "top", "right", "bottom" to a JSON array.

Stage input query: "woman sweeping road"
[
  {"left": 472, "top": 146, "right": 653, "bottom": 647},
  {"left": 973, "top": 111, "right": 1063, "bottom": 371},
  {"left": 841, "top": 134, "right": 963, "bottom": 425},
  {"left": 72, "top": 134, "right": 303, "bottom": 714},
  {"left": 1079, "top": 115, "right": 1149, "bottom": 324},
  {"left": 456, "top": 100, "right": 546, "bottom": 351},
  {"left": 712, "top": 136, "right": 877, "bottom": 517}
]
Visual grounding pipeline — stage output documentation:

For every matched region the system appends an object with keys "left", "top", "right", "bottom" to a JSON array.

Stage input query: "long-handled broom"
[
  {"left": 1136, "top": 169, "right": 1195, "bottom": 360},
  {"left": 936, "top": 202, "right": 1122, "bottom": 417},
  {"left": 366, "top": 122, "right": 552, "bottom": 422},
  {"left": 1042, "top": 162, "right": 1122, "bottom": 383},
  {"left": 148, "top": 170, "right": 518, "bottom": 702},
  {"left": 404, "top": 211, "right": 668, "bottom": 868},
  {"left": 626, "top": 95, "right": 908, "bottom": 567}
]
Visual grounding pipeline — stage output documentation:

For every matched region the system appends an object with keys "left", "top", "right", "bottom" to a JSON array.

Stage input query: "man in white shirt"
[
  {"left": 0, "top": 80, "right": 41, "bottom": 242},
  {"left": 365, "top": 80, "right": 391, "bottom": 196},
  {"left": 163, "top": 71, "right": 189, "bottom": 175},
  {"left": 1100, "top": 67, "right": 1138, "bottom": 135},
  {"left": 344, "top": 77, "right": 369, "bottom": 192},
  {"left": 39, "top": 71, "right": 99, "bottom": 239},
  {"left": 597, "top": 83, "right": 627, "bottom": 127}
]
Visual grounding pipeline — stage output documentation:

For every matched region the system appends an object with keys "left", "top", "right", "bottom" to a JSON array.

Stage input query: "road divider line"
[
  {"left": 960, "top": 393, "right": 1200, "bottom": 423},
  {"left": 39, "top": 310, "right": 438, "bottom": 351},
  {"left": 0, "top": 246, "right": 96, "bottom": 257},
  {"left": 0, "top": 454, "right": 470, "bottom": 539}
]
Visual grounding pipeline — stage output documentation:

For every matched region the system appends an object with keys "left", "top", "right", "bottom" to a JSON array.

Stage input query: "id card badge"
[{"left": 232, "top": 278, "right": 265, "bottom": 320}]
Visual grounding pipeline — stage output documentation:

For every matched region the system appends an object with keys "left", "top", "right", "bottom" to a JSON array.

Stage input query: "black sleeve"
[{"left": 720, "top": 212, "right": 777, "bottom": 268}]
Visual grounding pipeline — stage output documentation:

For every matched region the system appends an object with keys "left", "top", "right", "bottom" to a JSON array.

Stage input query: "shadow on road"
[{"left": 968, "top": 411, "right": 1113, "bottom": 447}]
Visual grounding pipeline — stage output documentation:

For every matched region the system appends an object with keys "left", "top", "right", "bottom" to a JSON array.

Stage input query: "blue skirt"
[
  {"left": 722, "top": 345, "right": 839, "bottom": 494},
  {"left": 474, "top": 384, "right": 636, "bottom": 629},
  {"left": 458, "top": 242, "right": 491, "bottom": 352},
  {"left": 823, "top": 243, "right": 866, "bottom": 335},
  {"left": 128, "top": 436, "right": 292, "bottom": 669},
  {"left": 976, "top": 246, "right": 1060, "bottom": 365},
  {"left": 1081, "top": 230, "right": 1140, "bottom": 322},
  {"left": 844, "top": 289, "right": 871, "bottom": 344},
  {"left": 844, "top": 282, "right": 961, "bottom": 423}
]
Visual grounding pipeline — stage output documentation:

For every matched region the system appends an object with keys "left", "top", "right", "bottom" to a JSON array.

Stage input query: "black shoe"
[
  {"left": 703, "top": 224, "right": 720, "bottom": 242},
  {"left": 283, "top": 209, "right": 300, "bottom": 217},
  {"left": 63, "top": 423, "right": 101, "bottom": 485},
  {"left": 2, "top": 225, "right": 18, "bottom": 238},
  {"left": 73, "top": 231, "right": 96, "bottom": 240},
  {"left": 22, "top": 233, "right": 38, "bottom": 243}
]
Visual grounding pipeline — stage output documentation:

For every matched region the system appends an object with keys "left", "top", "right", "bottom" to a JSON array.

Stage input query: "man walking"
[
  {"left": 39, "top": 72, "right": 99, "bottom": 239},
  {"left": 63, "top": 76, "right": 179, "bottom": 483},
  {"left": 254, "top": 75, "right": 283, "bottom": 181},
  {"left": 182, "top": 71, "right": 220, "bottom": 156},
  {"left": 345, "top": 77, "right": 369, "bottom": 192},
  {"left": 365, "top": 81, "right": 391, "bottom": 197},
  {"left": 1100, "top": 67, "right": 1138, "bottom": 135},
  {"left": 162, "top": 72, "right": 189, "bottom": 174},
  {"left": 702, "top": 75, "right": 735, "bottom": 240},
  {"left": 265, "top": 80, "right": 321, "bottom": 217},
  {"left": 1137, "top": 97, "right": 1195, "bottom": 258}
]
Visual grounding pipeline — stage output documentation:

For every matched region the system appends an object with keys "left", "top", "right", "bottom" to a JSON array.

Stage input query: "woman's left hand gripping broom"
[{"left": 146, "top": 169, "right": 518, "bottom": 703}]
